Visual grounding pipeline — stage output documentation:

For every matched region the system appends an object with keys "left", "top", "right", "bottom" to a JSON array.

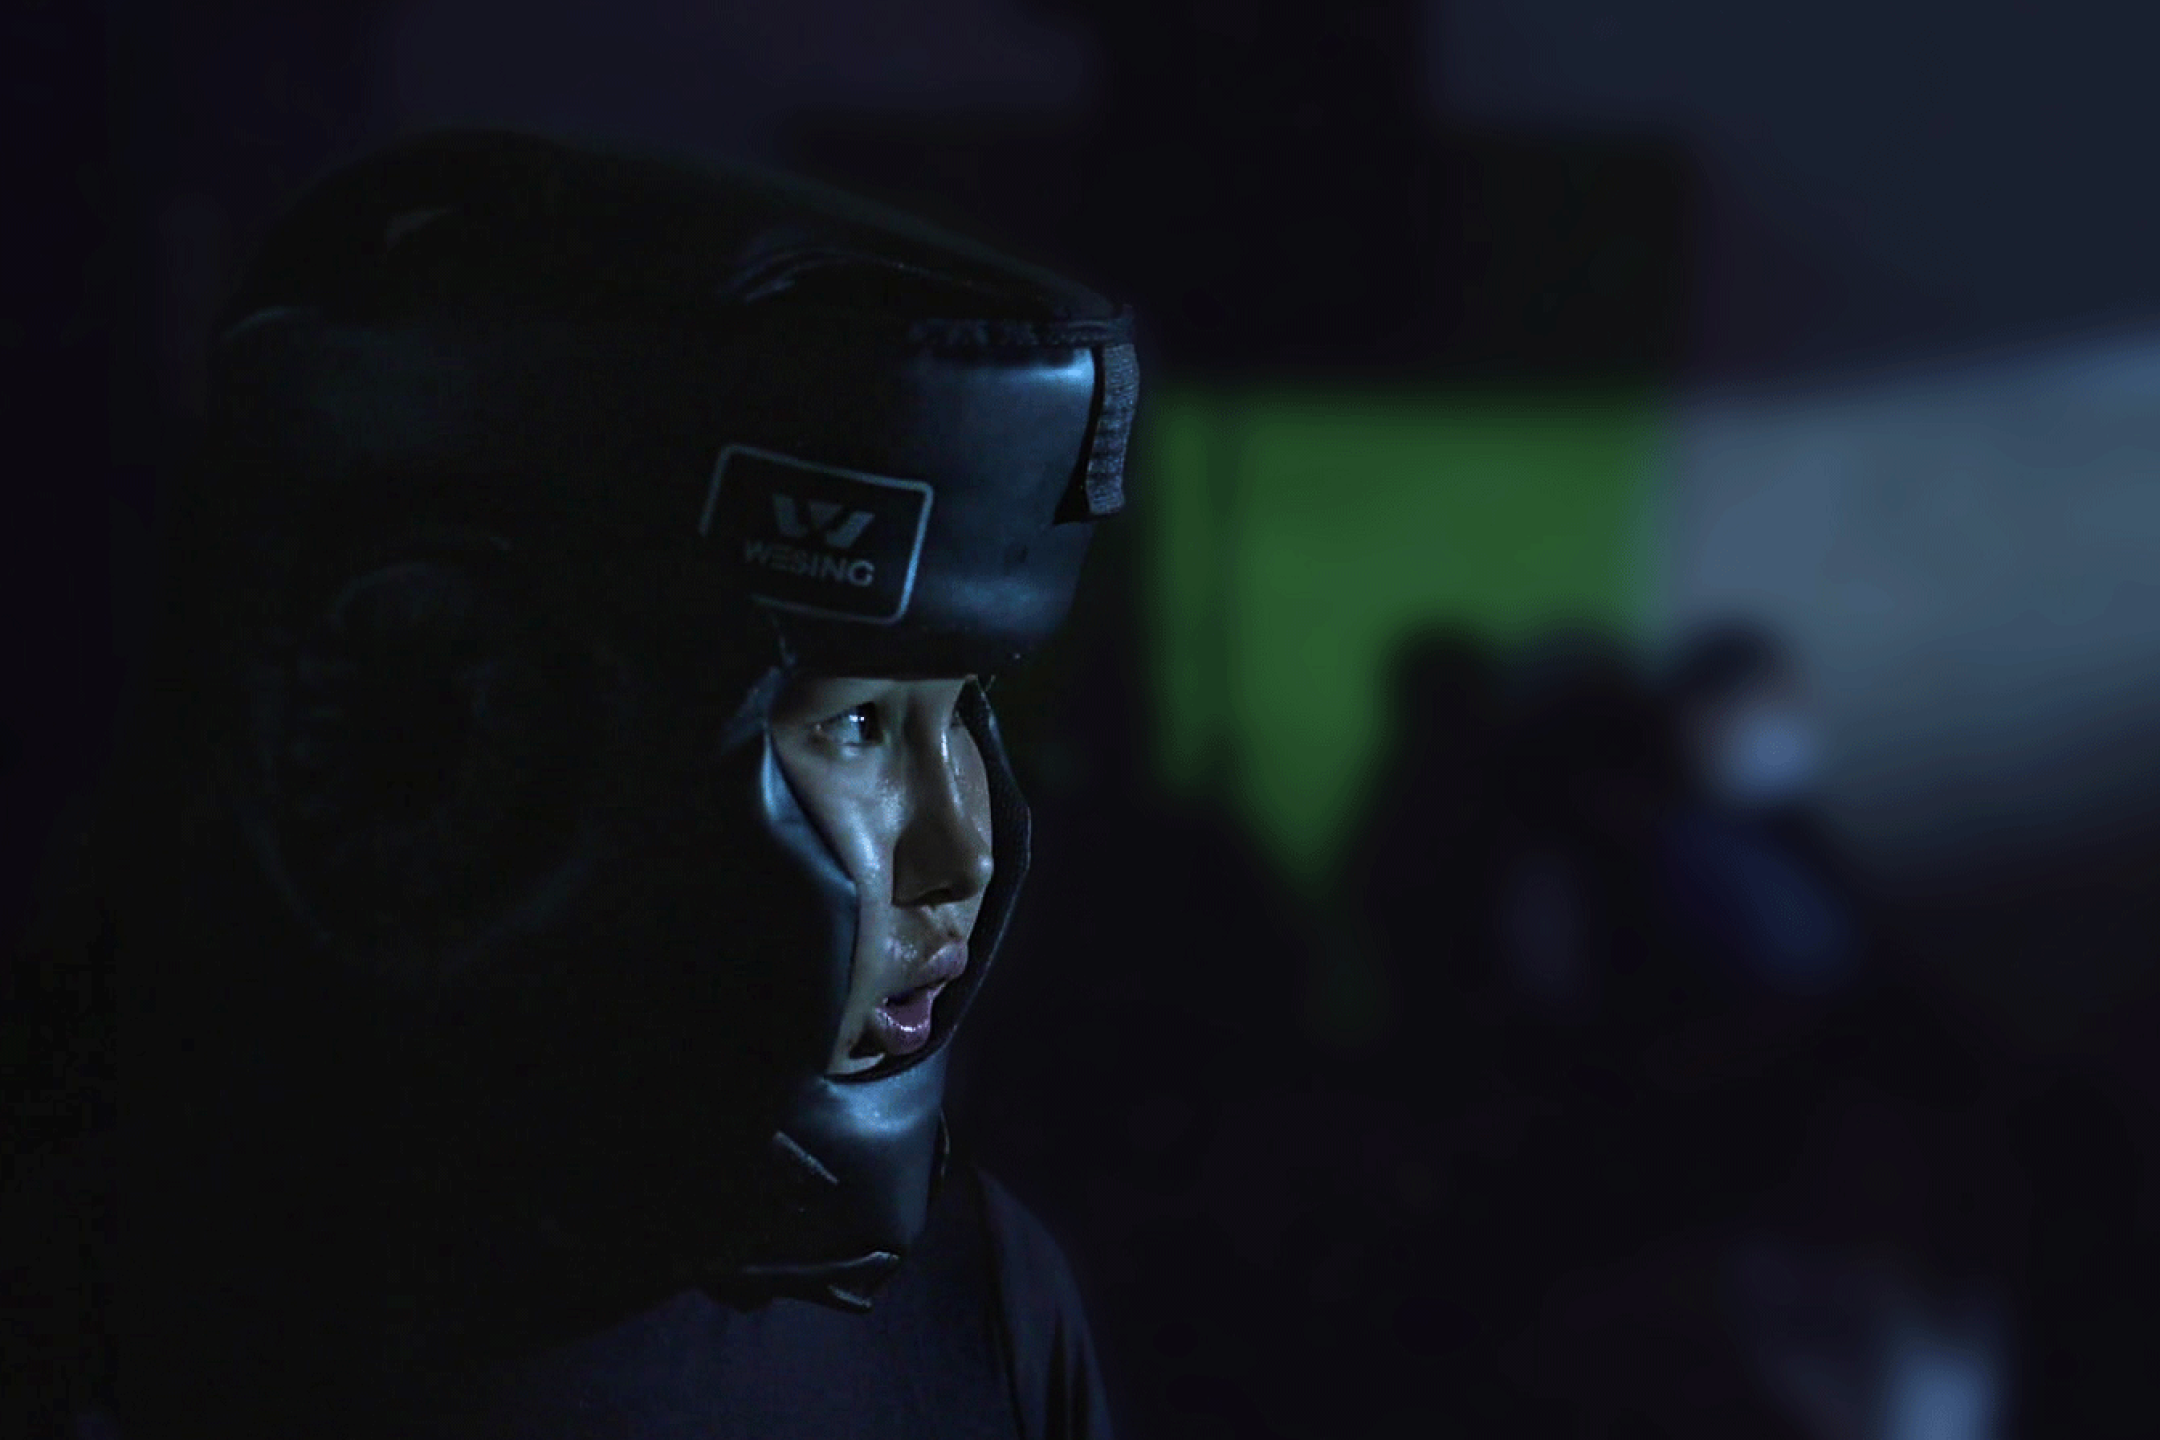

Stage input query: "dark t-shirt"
[{"left": 17, "top": 1150, "right": 1111, "bottom": 1440}]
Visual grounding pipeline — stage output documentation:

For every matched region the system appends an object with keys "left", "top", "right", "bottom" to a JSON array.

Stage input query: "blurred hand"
[{"left": 1733, "top": 1239, "right": 2010, "bottom": 1440}]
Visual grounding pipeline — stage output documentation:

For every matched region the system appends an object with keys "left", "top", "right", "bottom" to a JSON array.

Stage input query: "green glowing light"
[{"left": 1140, "top": 384, "right": 1666, "bottom": 893}]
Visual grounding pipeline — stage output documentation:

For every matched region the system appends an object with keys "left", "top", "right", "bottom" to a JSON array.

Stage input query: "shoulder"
[
  {"left": 972, "top": 1170, "right": 1087, "bottom": 1312},
  {"left": 966, "top": 1168, "right": 1115, "bottom": 1440}
]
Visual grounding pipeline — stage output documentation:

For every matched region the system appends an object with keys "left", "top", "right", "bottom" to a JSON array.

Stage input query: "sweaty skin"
[{"left": 768, "top": 675, "right": 996, "bottom": 1076}]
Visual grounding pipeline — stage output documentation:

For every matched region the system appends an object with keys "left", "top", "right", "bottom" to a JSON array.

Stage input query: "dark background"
[{"left": 9, "top": 2, "right": 2160, "bottom": 1436}]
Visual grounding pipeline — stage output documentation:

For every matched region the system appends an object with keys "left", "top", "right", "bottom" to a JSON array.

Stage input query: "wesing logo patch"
[{"left": 699, "top": 444, "right": 934, "bottom": 624}]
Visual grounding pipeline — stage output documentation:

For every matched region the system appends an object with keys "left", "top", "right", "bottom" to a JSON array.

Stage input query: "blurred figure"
[
  {"left": 1653, "top": 619, "right": 1865, "bottom": 1005},
  {"left": 1320, "top": 629, "right": 1511, "bottom": 1432},
  {"left": 1483, "top": 627, "right": 1686, "bottom": 1068},
  {"left": 1364, "top": 624, "right": 2019, "bottom": 1440},
  {"left": 1669, "top": 620, "right": 1821, "bottom": 815},
  {"left": 1465, "top": 628, "right": 1717, "bottom": 1281},
  {"left": 1499, "top": 620, "right": 2030, "bottom": 1440},
  {"left": 1339, "top": 626, "right": 1502, "bottom": 1080},
  {"left": 1334, "top": 628, "right": 1713, "bottom": 1436}
]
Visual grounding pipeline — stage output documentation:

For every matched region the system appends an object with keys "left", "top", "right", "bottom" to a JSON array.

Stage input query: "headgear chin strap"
[{"left": 181, "top": 128, "right": 1134, "bottom": 1320}]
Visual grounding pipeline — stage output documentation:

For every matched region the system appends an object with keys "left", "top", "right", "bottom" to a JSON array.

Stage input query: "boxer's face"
[{"left": 769, "top": 675, "right": 994, "bottom": 1076}]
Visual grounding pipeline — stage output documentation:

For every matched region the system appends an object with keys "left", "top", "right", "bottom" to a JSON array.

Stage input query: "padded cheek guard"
[{"left": 713, "top": 678, "right": 1031, "bottom": 1313}]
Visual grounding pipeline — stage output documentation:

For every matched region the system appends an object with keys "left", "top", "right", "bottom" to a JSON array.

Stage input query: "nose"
[{"left": 892, "top": 723, "right": 994, "bottom": 909}]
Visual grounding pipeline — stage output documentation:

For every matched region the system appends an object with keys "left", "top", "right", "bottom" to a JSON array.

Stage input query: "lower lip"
[{"left": 869, "top": 982, "right": 949, "bottom": 1057}]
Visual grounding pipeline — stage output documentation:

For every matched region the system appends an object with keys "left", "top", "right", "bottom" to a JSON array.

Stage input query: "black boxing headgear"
[{"left": 177, "top": 128, "right": 1137, "bottom": 1318}]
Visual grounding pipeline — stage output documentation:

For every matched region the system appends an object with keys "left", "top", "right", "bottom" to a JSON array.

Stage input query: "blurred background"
[{"left": 9, "top": 1, "right": 2160, "bottom": 1436}]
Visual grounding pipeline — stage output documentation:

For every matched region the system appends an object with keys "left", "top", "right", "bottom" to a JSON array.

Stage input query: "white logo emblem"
[
  {"left": 698, "top": 443, "right": 934, "bottom": 626},
  {"left": 772, "top": 496, "right": 875, "bottom": 549}
]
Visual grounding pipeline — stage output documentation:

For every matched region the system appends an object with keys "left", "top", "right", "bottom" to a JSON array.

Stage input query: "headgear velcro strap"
[{"left": 1078, "top": 340, "right": 1140, "bottom": 520}]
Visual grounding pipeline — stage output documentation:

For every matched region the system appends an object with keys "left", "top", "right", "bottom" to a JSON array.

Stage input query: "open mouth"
[
  {"left": 841, "top": 940, "right": 970, "bottom": 1068},
  {"left": 849, "top": 981, "right": 952, "bottom": 1061}
]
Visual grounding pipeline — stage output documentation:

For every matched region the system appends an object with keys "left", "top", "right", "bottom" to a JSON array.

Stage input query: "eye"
[{"left": 817, "top": 702, "right": 884, "bottom": 748}]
